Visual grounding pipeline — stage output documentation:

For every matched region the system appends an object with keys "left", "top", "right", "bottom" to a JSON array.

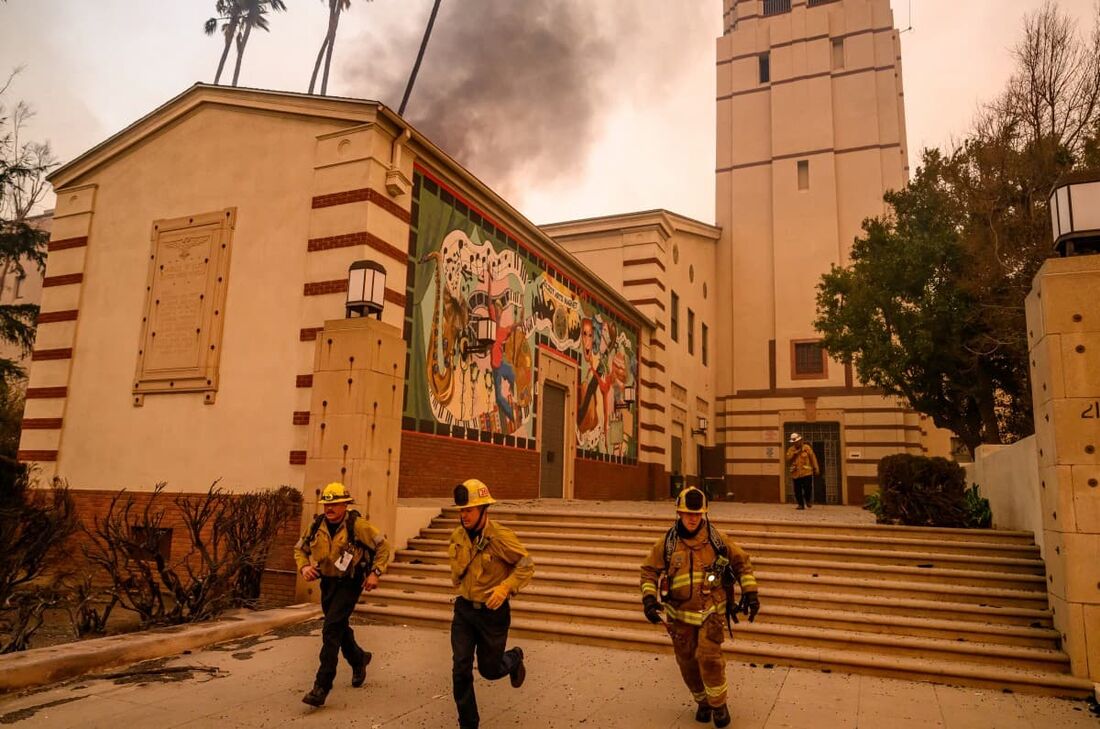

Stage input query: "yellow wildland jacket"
[
  {"left": 786, "top": 443, "right": 819, "bottom": 479},
  {"left": 640, "top": 524, "right": 757, "bottom": 626},
  {"left": 449, "top": 519, "right": 534, "bottom": 603},
  {"left": 293, "top": 512, "right": 391, "bottom": 579}
]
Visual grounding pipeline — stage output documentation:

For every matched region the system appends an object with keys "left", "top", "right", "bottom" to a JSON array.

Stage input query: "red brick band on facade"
[
  {"left": 289, "top": 450, "right": 307, "bottom": 465},
  {"left": 639, "top": 444, "right": 667, "bottom": 454},
  {"left": 623, "top": 277, "right": 667, "bottom": 291},
  {"left": 37, "top": 309, "right": 80, "bottom": 324},
  {"left": 292, "top": 411, "right": 310, "bottom": 425},
  {"left": 306, "top": 230, "right": 407, "bottom": 263},
  {"left": 296, "top": 375, "right": 313, "bottom": 388},
  {"left": 628, "top": 297, "right": 666, "bottom": 311},
  {"left": 47, "top": 236, "right": 89, "bottom": 252},
  {"left": 26, "top": 386, "right": 68, "bottom": 399},
  {"left": 31, "top": 348, "right": 73, "bottom": 361},
  {"left": 310, "top": 187, "right": 412, "bottom": 224},
  {"left": 21, "top": 418, "right": 63, "bottom": 430},
  {"left": 303, "top": 279, "right": 407, "bottom": 308},
  {"left": 640, "top": 423, "right": 666, "bottom": 433},
  {"left": 17, "top": 450, "right": 58, "bottom": 461},
  {"left": 639, "top": 356, "right": 666, "bottom": 372},
  {"left": 42, "top": 273, "right": 84, "bottom": 288},
  {"left": 623, "top": 257, "right": 666, "bottom": 271},
  {"left": 640, "top": 401, "right": 666, "bottom": 412},
  {"left": 639, "top": 378, "right": 666, "bottom": 392}
]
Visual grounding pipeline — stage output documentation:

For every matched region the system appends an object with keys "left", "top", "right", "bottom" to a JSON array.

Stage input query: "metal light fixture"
[
  {"left": 692, "top": 416, "right": 708, "bottom": 437},
  {"left": 346, "top": 260, "right": 386, "bottom": 319},
  {"left": 615, "top": 384, "right": 636, "bottom": 411},
  {"left": 463, "top": 314, "right": 497, "bottom": 356},
  {"left": 1050, "top": 171, "right": 1100, "bottom": 257}
]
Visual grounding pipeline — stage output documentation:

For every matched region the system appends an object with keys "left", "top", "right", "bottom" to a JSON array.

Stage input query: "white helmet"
[{"left": 789, "top": 433, "right": 803, "bottom": 444}]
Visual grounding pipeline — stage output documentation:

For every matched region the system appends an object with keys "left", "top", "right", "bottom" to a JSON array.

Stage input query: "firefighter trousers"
[
  {"left": 315, "top": 576, "right": 367, "bottom": 691},
  {"left": 451, "top": 596, "right": 521, "bottom": 729},
  {"left": 666, "top": 612, "right": 728, "bottom": 707}
]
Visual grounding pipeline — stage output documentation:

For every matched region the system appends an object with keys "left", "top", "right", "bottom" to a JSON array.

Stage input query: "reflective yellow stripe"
[
  {"left": 704, "top": 682, "right": 727, "bottom": 698},
  {"left": 664, "top": 603, "right": 718, "bottom": 626},
  {"left": 740, "top": 575, "right": 758, "bottom": 589},
  {"left": 669, "top": 572, "right": 707, "bottom": 590},
  {"left": 691, "top": 690, "right": 707, "bottom": 703},
  {"left": 641, "top": 582, "right": 657, "bottom": 596}
]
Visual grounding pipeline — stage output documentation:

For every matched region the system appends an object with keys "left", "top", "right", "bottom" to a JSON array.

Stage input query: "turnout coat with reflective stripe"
[
  {"left": 639, "top": 524, "right": 758, "bottom": 625},
  {"left": 449, "top": 519, "right": 534, "bottom": 603},
  {"left": 293, "top": 514, "right": 391, "bottom": 579}
]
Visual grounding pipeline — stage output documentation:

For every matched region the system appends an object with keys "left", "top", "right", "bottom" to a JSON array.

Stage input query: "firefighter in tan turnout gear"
[
  {"left": 294, "top": 482, "right": 391, "bottom": 707},
  {"left": 640, "top": 487, "right": 760, "bottom": 728},
  {"left": 448, "top": 479, "right": 534, "bottom": 729}
]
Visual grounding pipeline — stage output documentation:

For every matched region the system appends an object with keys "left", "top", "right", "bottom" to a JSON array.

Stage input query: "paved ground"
[{"left": 1, "top": 620, "right": 1096, "bottom": 729}]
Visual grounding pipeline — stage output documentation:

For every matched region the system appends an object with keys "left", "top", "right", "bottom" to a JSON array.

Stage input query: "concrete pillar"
[
  {"left": 1025, "top": 254, "right": 1100, "bottom": 686},
  {"left": 296, "top": 316, "right": 406, "bottom": 602}
]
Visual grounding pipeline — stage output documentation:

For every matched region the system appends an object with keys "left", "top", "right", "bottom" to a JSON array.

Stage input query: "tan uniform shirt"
[
  {"left": 293, "top": 512, "right": 391, "bottom": 579},
  {"left": 448, "top": 519, "right": 534, "bottom": 603},
  {"left": 640, "top": 524, "right": 757, "bottom": 625},
  {"left": 786, "top": 443, "right": 820, "bottom": 479}
]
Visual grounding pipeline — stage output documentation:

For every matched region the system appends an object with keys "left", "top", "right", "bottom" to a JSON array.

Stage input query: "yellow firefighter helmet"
[
  {"left": 319, "top": 481, "right": 354, "bottom": 504},
  {"left": 675, "top": 486, "right": 709, "bottom": 514},
  {"left": 453, "top": 479, "right": 496, "bottom": 508}
]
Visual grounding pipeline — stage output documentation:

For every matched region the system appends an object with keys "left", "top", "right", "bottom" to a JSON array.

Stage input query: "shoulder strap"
[
  {"left": 345, "top": 510, "right": 377, "bottom": 565},
  {"left": 707, "top": 521, "right": 728, "bottom": 557},
  {"left": 302, "top": 513, "right": 326, "bottom": 554},
  {"left": 662, "top": 526, "right": 678, "bottom": 571}
]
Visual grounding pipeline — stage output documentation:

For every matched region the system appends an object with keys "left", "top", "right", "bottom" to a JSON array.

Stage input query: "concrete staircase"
[{"left": 357, "top": 506, "right": 1095, "bottom": 697}]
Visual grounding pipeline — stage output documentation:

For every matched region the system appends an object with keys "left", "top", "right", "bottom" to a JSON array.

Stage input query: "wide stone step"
[
  {"left": 395, "top": 547, "right": 1048, "bottom": 593},
  {"left": 370, "top": 579, "right": 1058, "bottom": 649},
  {"left": 427, "top": 519, "right": 1041, "bottom": 560},
  {"left": 438, "top": 508, "right": 1038, "bottom": 545},
  {"left": 355, "top": 602, "right": 1092, "bottom": 697},
  {"left": 410, "top": 533, "right": 1045, "bottom": 574},
  {"left": 385, "top": 562, "right": 1050, "bottom": 610},
  {"left": 379, "top": 572, "right": 1053, "bottom": 628}
]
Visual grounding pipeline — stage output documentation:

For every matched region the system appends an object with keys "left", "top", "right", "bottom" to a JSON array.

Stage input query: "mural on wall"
[{"left": 407, "top": 171, "right": 638, "bottom": 458}]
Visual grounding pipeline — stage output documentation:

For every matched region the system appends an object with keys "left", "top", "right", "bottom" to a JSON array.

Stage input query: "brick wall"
[
  {"left": 67, "top": 488, "right": 302, "bottom": 607},
  {"left": 574, "top": 458, "right": 664, "bottom": 500},
  {"left": 399, "top": 431, "right": 540, "bottom": 499}
]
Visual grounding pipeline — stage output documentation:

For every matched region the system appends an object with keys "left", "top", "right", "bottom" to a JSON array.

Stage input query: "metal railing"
[{"left": 763, "top": 0, "right": 792, "bottom": 16}]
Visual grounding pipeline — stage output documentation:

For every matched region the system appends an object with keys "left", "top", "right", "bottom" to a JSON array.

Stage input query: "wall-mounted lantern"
[
  {"left": 1050, "top": 171, "right": 1100, "bottom": 257},
  {"left": 615, "top": 384, "right": 636, "bottom": 411},
  {"left": 463, "top": 314, "right": 497, "bottom": 356},
  {"left": 692, "top": 416, "right": 708, "bottom": 437},
  {"left": 346, "top": 260, "right": 386, "bottom": 319}
]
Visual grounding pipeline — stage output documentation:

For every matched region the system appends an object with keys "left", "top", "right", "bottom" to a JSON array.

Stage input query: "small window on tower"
[
  {"left": 759, "top": 53, "right": 770, "bottom": 84},
  {"left": 797, "top": 160, "right": 810, "bottom": 190},
  {"left": 832, "top": 38, "right": 845, "bottom": 70},
  {"left": 792, "top": 340, "right": 827, "bottom": 379}
]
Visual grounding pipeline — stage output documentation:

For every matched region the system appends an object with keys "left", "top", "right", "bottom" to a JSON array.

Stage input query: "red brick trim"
[
  {"left": 639, "top": 356, "right": 665, "bottom": 372},
  {"left": 289, "top": 450, "right": 307, "bottom": 465},
  {"left": 639, "top": 378, "right": 666, "bottom": 392},
  {"left": 26, "top": 387, "right": 68, "bottom": 399},
  {"left": 292, "top": 411, "right": 310, "bottom": 425},
  {"left": 623, "top": 278, "right": 667, "bottom": 291},
  {"left": 640, "top": 401, "right": 666, "bottom": 413},
  {"left": 43, "top": 273, "right": 83, "bottom": 288},
  {"left": 17, "top": 450, "right": 58, "bottom": 462},
  {"left": 649, "top": 338, "right": 666, "bottom": 351},
  {"left": 640, "top": 423, "right": 666, "bottom": 433},
  {"left": 307, "top": 231, "right": 407, "bottom": 262},
  {"left": 31, "top": 348, "right": 73, "bottom": 361},
  {"left": 629, "top": 297, "right": 666, "bottom": 311},
  {"left": 311, "top": 188, "right": 411, "bottom": 223},
  {"left": 640, "top": 444, "right": 667, "bottom": 454},
  {"left": 48, "top": 236, "right": 88, "bottom": 252},
  {"left": 296, "top": 375, "right": 313, "bottom": 388},
  {"left": 37, "top": 309, "right": 79, "bottom": 324},
  {"left": 385, "top": 288, "right": 406, "bottom": 308},
  {"left": 300, "top": 327, "right": 324, "bottom": 342},
  {"left": 21, "top": 418, "right": 63, "bottom": 430},
  {"left": 303, "top": 279, "right": 348, "bottom": 296},
  {"left": 623, "top": 257, "right": 666, "bottom": 271}
]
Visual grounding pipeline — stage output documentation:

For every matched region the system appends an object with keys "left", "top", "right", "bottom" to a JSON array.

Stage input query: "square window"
[
  {"left": 759, "top": 53, "right": 771, "bottom": 84},
  {"left": 797, "top": 160, "right": 809, "bottom": 190},
  {"left": 792, "top": 340, "right": 827, "bottom": 379}
]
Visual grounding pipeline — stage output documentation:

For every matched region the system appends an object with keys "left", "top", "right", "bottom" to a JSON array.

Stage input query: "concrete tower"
[{"left": 715, "top": 0, "right": 935, "bottom": 504}]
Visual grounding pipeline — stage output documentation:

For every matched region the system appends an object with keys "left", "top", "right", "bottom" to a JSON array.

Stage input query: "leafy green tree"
[{"left": 815, "top": 1, "right": 1100, "bottom": 455}]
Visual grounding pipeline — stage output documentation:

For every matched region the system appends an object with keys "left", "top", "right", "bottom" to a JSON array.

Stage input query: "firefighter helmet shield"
[
  {"left": 319, "top": 482, "right": 353, "bottom": 504},
  {"left": 675, "top": 486, "right": 708, "bottom": 514},
  {"left": 453, "top": 479, "right": 496, "bottom": 508}
]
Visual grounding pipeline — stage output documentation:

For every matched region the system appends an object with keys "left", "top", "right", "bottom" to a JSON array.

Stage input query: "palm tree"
[
  {"left": 204, "top": 1, "right": 241, "bottom": 85},
  {"left": 309, "top": 0, "right": 373, "bottom": 96},
  {"left": 231, "top": 0, "right": 288, "bottom": 86}
]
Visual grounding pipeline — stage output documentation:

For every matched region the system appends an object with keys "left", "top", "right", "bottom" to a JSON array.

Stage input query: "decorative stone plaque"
[{"left": 133, "top": 208, "right": 235, "bottom": 406}]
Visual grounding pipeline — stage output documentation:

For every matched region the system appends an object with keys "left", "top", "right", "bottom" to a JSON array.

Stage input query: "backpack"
[{"left": 304, "top": 509, "right": 377, "bottom": 574}]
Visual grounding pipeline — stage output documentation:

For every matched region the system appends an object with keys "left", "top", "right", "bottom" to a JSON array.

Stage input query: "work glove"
[
  {"left": 642, "top": 595, "right": 663, "bottom": 624},
  {"left": 738, "top": 591, "right": 760, "bottom": 623},
  {"left": 486, "top": 583, "right": 511, "bottom": 610}
]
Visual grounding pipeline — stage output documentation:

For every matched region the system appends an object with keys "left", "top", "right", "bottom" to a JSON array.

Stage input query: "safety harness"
[
  {"left": 661, "top": 520, "right": 743, "bottom": 637},
  {"left": 302, "top": 510, "right": 377, "bottom": 579}
]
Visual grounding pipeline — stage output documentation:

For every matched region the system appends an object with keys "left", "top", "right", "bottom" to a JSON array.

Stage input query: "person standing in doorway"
[
  {"left": 448, "top": 478, "right": 534, "bottom": 729},
  {"left": 786, "top": 433, "right": 819, "bottom": 509}
]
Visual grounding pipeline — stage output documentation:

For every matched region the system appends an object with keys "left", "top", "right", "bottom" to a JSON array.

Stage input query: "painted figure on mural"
[
  {"left": 577, "top": 317, "right": 604, "bottom": 439},
  {"left": 487, "top": 264, "right": 518, "bottom": 431}
]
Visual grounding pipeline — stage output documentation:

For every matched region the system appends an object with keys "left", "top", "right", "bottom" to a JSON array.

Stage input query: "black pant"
[
  {"left": 315, "top": 576, "right": 366, "bottom": 691},
  {"left": 451, "top": 596, "right": 520, "bottom": 729},
  {"left": 794, "top": 475, "right": 814, "bottom": 507}
]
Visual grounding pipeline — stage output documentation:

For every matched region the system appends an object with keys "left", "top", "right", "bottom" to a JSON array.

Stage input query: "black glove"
[
  {"left": 642, "top": 595, "right": 663, "bottom": 624},
  {"left": 738, "top": 591, "right": 760, "bottom": 623}
]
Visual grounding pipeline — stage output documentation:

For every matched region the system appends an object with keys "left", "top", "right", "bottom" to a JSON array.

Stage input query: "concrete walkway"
[{"left": 1, "top": 620, "right": 1095, "bottom": 728}]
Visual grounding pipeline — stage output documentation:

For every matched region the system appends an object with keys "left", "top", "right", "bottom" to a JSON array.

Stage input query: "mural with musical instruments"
[{"left": 406, "top": 172, "right": 638, "bottom": 458}]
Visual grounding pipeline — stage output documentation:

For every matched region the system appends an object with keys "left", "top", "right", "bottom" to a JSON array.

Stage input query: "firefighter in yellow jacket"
[
  {"left": 294, "top": 482, "right": 390, "bottom": 707},
  {"left": 448, "top": 479, "right": 534, "bottom": 729},
  {"left": 785, "top": 432, "right": 820, "bottom": 509},
  {"left": 640, "top": 487, "right": 759, "bottom": 728}
]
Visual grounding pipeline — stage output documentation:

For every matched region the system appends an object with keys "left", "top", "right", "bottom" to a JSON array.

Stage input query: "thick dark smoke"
[{"left": 346, "top": 0, "right": 623, "bottom": 202}]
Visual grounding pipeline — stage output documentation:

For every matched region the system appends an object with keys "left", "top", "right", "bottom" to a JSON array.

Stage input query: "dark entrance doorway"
[
  {"left": 783, "top": 422, "right": 841, "bottom": 505},
  {"left": 539, "top": 383, "right": 567, "bottom": 498}
]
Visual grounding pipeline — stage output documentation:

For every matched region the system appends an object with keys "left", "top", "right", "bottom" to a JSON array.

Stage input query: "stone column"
[
  {"left": 296, "top": 316, "right": 405, "bottom": 602},
  {"left": 1025, "top": 254, "right": 1100, "bottom": 687}
]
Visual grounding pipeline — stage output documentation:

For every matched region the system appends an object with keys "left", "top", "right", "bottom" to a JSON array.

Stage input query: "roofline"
[{"left": 540, "top": 208, "right": 721, "bottom": 240}]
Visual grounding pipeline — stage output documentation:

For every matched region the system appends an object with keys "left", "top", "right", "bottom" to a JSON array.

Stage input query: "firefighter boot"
[
  {"left": 695, "top": 703, "right": 713, "bottom": 722},
  {"left": 713, "top": 703, "right": 731, "bottom": 728},
  {"left": 352, "top": 651, "right": 372, "bottom": 688},
  {"left": 510, "top": 647, "right": 526, "bottom": 688},
  {"left": 301, "top": 685, "right": 329, "bottom": 707}
]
